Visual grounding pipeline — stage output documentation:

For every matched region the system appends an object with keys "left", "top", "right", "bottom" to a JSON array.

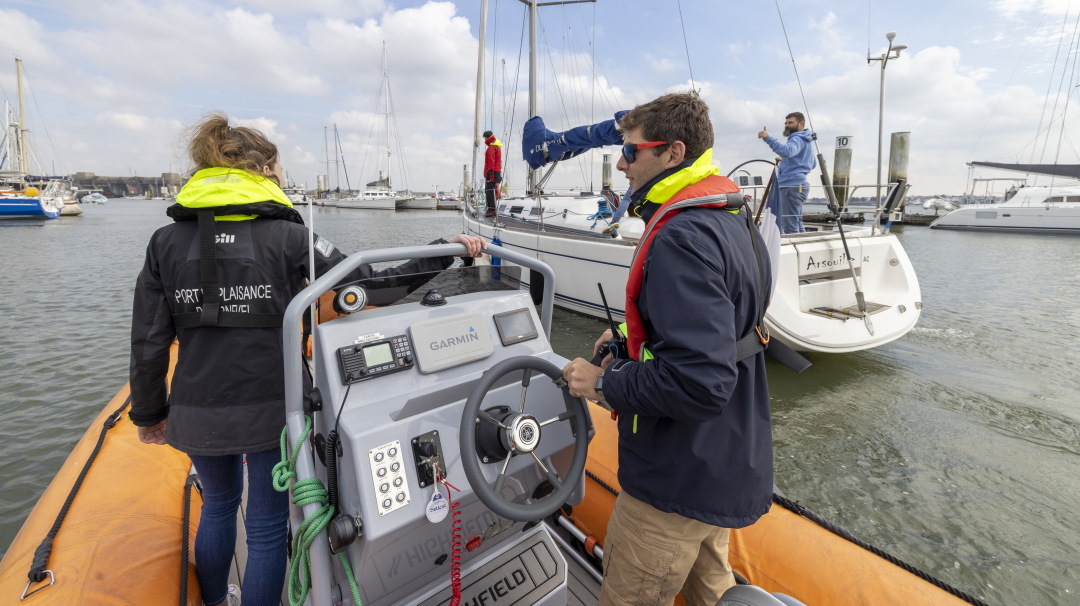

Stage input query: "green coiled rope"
[{"left": 273, "top": 418, "right": 363, "bottom": 606}]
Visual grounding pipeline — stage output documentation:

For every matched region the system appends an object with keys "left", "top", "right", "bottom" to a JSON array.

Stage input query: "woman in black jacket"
[{"left": 130, "top": 113, "right": 482, "bottom": 606}]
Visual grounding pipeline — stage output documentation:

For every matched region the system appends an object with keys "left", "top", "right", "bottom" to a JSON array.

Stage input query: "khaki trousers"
[{"left": 598, "top": 492, "right": 735, "bottom": 606}]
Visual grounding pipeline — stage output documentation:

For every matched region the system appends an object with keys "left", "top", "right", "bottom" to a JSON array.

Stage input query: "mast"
[
  {"left": 518, "top": 1, "right": 596, "bottom": 195},
  {"left": 527, "top": 0, "right": 538, "bottom": 194},
  {"left": 383, "top": 42, "right": 393, "bottom": 192},
  {"left": 472, "top": 0, "right": 489, "bottom": 206},
  {"left": 16, "top": 58, "right": 27, "bottom": 177}
]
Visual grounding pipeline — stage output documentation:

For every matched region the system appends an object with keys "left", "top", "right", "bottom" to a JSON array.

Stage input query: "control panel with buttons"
[
  {"left": 338, "top": 334, "right": 414, "bottom": 384},
  {"left": 369, "top": 440, "right": 411, "bottom": 516}
]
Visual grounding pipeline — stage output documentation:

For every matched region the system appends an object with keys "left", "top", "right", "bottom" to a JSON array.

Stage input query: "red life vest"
[{"left": 624, "top": 174, "right": 742, "bottom": 360}]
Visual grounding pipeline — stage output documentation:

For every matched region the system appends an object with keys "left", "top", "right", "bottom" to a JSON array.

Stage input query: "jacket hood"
[
  {"left": 788, "top": 129, "right": 815, "bottom": 142},
  {"left": 485, "top": 136, "right": 503, "bottom": 147},
  {"left": 176, "top": 167, "right": 293, "bottom": 221}
]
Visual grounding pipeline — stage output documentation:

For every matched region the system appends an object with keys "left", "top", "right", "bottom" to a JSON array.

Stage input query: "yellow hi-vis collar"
[
  {"left": 643, "top": 148, "right": 721, "bottom": 206},
  {"left": 176, "top": 167, "right": 293, "bottom": 221}
]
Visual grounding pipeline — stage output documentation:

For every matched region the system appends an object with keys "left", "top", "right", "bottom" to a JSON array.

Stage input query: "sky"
[{"left": 3, "top": 0, "right": 1080, "bottom": 197}]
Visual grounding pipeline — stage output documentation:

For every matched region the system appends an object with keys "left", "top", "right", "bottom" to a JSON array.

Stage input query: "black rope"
[
  {"left": 27, "top": 397, "right": 131, "bottom": 584},
  {"left": 180, "top": 473, "right": 198, "bottom": 606},
  {"left": 583, "top": 470, "right": 991, "bottom": 606},
  {"left": 770, "top": 493, "right": 993, "bottom": 606},
  {"left": 584, "top": 469, "right": 618, "bottom": 497}
]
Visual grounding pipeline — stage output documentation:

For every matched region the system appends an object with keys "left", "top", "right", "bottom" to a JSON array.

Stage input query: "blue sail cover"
[{"left": 522, "top": 110, "right": 628, "bottom": 170}]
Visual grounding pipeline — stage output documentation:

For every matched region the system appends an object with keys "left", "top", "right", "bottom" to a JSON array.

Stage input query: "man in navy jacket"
[{"left": 563, "top": 92, "right": 772, "bottom": 606}]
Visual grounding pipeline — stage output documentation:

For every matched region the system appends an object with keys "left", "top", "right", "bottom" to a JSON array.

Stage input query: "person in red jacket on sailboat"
[{"left": 483, "top": 130, "right": 503, "bottom": 217}]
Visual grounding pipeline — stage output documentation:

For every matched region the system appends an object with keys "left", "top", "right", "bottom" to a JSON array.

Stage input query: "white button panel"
[{"left": 369, "top": 440, "right": 411, "bottom": 516}]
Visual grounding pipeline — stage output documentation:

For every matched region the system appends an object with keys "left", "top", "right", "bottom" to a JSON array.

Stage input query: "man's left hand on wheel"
[{"left": 562, "top": 358, "right": 603, "bottom": 400}]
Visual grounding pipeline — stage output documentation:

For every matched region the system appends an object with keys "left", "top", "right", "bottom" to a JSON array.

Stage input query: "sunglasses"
[{"left": 621, "top": 141, "right": 668, "bottom": 164}]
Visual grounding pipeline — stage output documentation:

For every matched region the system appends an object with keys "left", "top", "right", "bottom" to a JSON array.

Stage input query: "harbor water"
[{"left": 1, "top": 200, "right": 1077, "bottom": 605}]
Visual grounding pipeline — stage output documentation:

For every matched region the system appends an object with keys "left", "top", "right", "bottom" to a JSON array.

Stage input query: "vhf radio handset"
[{"left": 590, "top": 283, "right": 629, "bottom": 366}]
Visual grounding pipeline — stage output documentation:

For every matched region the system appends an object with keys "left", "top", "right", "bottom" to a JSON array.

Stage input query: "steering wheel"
[{"left": 460, "top": 356, "right": 590, "bottom": 521}]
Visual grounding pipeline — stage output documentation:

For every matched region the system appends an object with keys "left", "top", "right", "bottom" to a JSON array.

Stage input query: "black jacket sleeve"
[{"left": 129, "top": 233, "right": 176, "bottom": 427}]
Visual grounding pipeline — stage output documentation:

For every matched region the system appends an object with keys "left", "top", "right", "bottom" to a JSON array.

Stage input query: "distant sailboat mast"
[
  {"left": 470, "top": 0, "right": 489, "bottom": 208},
  {"left": 16, "top": 58, "right": 28, "bottom": 177}
]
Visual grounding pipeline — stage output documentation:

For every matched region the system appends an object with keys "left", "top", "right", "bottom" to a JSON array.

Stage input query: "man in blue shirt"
[{"left": 758, "top": 112, "right": 816, "bottom": 233}]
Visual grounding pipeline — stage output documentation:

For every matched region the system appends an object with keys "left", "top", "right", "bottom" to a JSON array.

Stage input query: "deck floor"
[{"left": 230, "top": 468, "right": 600, "bottom": 606}]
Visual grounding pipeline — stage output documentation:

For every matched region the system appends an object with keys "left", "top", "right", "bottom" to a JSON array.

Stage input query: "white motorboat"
[
  {"left": 337, "top": 189, "right": 397, "bottom": 210},
  {"left": 930, "top": 183, "right": 1080, "bottom": 234},
  {"left": 81, "top": 192, "right": 108, "bottom": 204},
  {"left": 283, "top": 183, "right": 309, "bottom": 205}
]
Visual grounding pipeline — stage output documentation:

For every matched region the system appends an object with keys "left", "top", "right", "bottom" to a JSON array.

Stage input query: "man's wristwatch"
[{"left": 593, "top": 373, "right": 605, "bottom": 402}]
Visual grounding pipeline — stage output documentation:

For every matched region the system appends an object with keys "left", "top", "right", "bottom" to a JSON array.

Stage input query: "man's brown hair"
[
  {"left": 620, "top": 92, "right": 713, "bottom": 160},
  {"left": 786, "top": 111, "right": 805, "bottom": 124}
]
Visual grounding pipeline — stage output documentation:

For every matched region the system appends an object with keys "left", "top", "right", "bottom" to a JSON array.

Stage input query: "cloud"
[{"left": 645, "top": 55, "right": 678, "bottom": 73}]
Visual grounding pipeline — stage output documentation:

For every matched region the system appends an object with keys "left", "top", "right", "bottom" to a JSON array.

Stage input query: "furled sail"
[
  {"left": 522, "top": 110, "right": 628, "bottom": 170},
  {"left": 968, "top": 161, "right": 1080, "bottom": 180}
]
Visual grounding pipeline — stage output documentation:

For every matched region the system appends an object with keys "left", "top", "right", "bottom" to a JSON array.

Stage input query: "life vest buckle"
[{"left": 755, "top": 324, "right": 770, "bottom": 346}]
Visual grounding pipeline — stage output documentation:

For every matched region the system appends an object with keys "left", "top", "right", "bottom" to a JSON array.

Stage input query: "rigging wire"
[
  {"left": 963, "top": 12, "right": 1047, "bottom": 168},
  {"left": 1047, "top": 11, "right": 1080, "bottom": 189},
  {"left": 675, "top": 0, "right": 696, "bottom": 92},
  {"left": 1043, "top": 12, "right": 1080, "bottom": 162},
  {"left": 538, "top": 11, "right": 591, "bottom": 187},
  {"left": 1030, "top": 8, "right": 1069, "bottom": 168},
  {"left": 19, "top": 64, "right": 70, "bottom": 176},
  {"left": 772, "top": 0, "right": 819, "bottom": 154}
]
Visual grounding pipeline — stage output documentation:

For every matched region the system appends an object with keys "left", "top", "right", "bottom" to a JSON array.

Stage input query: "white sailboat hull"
[
  {"left": 337, "top": 197, "right": 397, "bottom": 210},
  {"left": 463, "top": 198, "right": 921, "bottom": 354},
  {"left": 396, "top": 196, "right": 437, "bottom": 210}
]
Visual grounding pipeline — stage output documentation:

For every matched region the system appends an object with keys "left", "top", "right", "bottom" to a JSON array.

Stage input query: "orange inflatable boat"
[
  {"left": 566, "top": 402, "right": 989, "bottom": 606},
  {"left": 0, "top": 350, "right": 201, "bottom": 605},
  {"left": 0, "top": 354, "right": 989, "bottom": 606}
]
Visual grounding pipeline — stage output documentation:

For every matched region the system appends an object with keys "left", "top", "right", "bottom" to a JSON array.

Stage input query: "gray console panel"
[{"left": 310, "top": 291, "right": 576, "bottom": 606}]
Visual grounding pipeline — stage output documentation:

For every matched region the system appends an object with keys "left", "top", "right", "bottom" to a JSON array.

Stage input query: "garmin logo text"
[{"left": 429, "top": 328, "right": 479, "bottom": 351}]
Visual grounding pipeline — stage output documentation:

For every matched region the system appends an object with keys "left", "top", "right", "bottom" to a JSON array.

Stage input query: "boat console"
[{"left": 283, "top": 245, "right": 592, "bottom": 606}]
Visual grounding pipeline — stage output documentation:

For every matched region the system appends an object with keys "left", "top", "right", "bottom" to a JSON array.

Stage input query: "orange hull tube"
[
  {"left": 571, "top": 403, "right": 974, "bottom": 606},
  {"left": 0, "top": 382, "right": 202, "bottom": 604}
]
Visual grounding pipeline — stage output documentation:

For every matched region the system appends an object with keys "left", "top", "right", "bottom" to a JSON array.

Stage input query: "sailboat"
[
  {"left": 460, "top": 5, "right": 921, "bottom": 354},
  {"left": 0, "top": 60, "right": 64, "bottom": 220},
  {"left": 339, "top": 44, "right": 431, "bottom": 211}
]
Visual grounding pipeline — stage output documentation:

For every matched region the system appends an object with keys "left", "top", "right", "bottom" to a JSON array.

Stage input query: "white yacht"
[
  {"left": 930, "top": 184, "right": 1080, "bottom": 234},
  {"left": 283, "top": 183, "right": 309, "bottom": 206},
  {"left": 465, "top": 186, "right": 922, "bottom": 354},
  {"left": 337, "top": 189, "right": 397, "bottom": 210}
]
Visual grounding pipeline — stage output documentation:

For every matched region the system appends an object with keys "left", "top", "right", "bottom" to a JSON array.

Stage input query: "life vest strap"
[{"left": 179, "top": 209, "right": 284, "bottom": 329}]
